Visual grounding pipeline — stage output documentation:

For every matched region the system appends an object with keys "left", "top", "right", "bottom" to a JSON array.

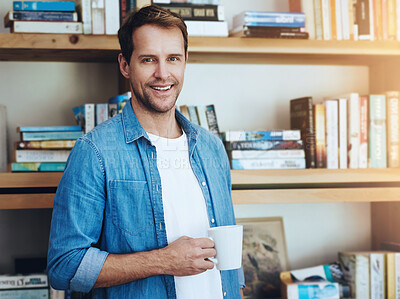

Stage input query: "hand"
[{"left": 160, "top": 236, "right": 216, "bottom": 276}]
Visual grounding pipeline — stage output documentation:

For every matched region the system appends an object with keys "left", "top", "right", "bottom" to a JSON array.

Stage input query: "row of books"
[
  {"left": 222, "top": 130, "right": 306, "bottom": 170},
  {"left": 290, "top": 92, "right": 400, "bottom": 169},
  {"left": 231, "top": 11, "right": 309, "bottom": 39},
  {"left": 178, "top": 104, "right": 221, "bottom": 138},
  {"left": 289, "top": 0, "right": 400, "bottom": 41}
]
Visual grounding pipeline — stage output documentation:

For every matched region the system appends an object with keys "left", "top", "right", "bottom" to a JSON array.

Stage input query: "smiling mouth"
[{"left": 151, "top": 85, "right": 173, "bottom": 91}]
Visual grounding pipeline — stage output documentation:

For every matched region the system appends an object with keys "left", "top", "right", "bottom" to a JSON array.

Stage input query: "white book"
[
  {"left": 75, "top": 0, "right": 92, "bottom": 34},
  {"left": 0, "top": 274, "right": 48, "bottom": 289},
  {"left": 0, "top": 105, "right": 7, "bottom": 172},
  {"left": 196, "top": 105, "right": 209, "bottom": 130},
  {"left": 105, "top": 0, "right": 120, "bottom": 35},
  {"left": 11, "top": 21, "right": 83, "bottom": 34},
  {"left": 231, "top": 158, "right": 306, "bottom": 170},
  {"left": 370, "top": 253, "right": 385, "bottom": 299},
  {"left": 92, "top": 0, "right": 105, "bottom": 35},
  {"left": 339, "top": 252, "right": 370, "bottom": 299},
  {"left": 286, "top": 281, "right": 340, "bottom": 299},
  {"left": 341, "top": 0, "right": 350, "bottom": 40},
  {"left": 397, "top": 0, "right": 400, "bottom": 40},
  {"left": 396, "top": 254, "right": 400, "bottom": 298},
  {"left": 338, "top": 98, "right": 348, "bottom": 169},
  {"left": 84, "top": 104, "right": 95, "bottom": 133},
  {"left": 302, "top": 0, "right": 315, "bottom": 40},
  {"left": 347, "top": 93, "right": 360, "bottom": 168},
  {"left": 314, "top": 0, "right": 323, "bottom": 40},
  {"left": 185, "top": 20, "right": 228, "bottom": 37},
  {"left": 336, "top": 0, "right": 343, "bottom": 40},
  {"left": 325, "top": 100, "right": 339, "bottom": 169},
  {"left": 231, "top": 149, "right": 305, "bottom": 159},
  {"left": 321, "top": 0, "right": 331, "bottom": 40},
  {"left": 15, "top": 150, "right": 71, "bottom": 163}
]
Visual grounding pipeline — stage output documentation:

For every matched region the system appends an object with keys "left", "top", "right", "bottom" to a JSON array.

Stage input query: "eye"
[
  {"left": 143, "top": 57, "right": 154, "bottom": 63},
  {"left": 169, "top": 57, "right": 178, "bottom": 62}
]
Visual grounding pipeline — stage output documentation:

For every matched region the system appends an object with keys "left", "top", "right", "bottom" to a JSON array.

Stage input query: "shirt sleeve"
[
  {"left": 238, "top": 266, "right": 245, "bottom": 289},
  {"left": 47, "top": 137, "right": 108, "bottom": 292}
]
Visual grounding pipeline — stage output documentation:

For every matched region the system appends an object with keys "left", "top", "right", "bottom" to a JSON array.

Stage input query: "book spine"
[
  {"left": 11, "top": 162, "right": 66, "bottom": 172},
  {"left": 0, "top": 288, "right": 50, "bottom": 298},
  {"left": 231, "top": 158, "right": 306, "bottom": 170},
  {"left": 224, "top": 130, "right": 301, "bottom": 142},
  {"left": 13, "top": 1, "right": 75, "bottom": 11},
  {"left": 196, "top": 105, "right": 209, "bottom": 130},
  {"left": 231, "top": 149, "right": 305, "bottom": 159},
  {"left": 84, "top": 104, "right": 95, "bottom": 133},
  {"left": 12, "top": 21, "right": 83, "bottom": 34},
  {"left": 159, "top": 4, "right": 224, "bottom": 21},
  {"left": 105, "top": 0, "right": 120, "bottom": 34},
  {"left": 359, "top": 95, "right": 368, "bottom": 168},
  {"left": 348, "top": 93, "right": 360, "bottom": 168},
  {"left": 370, "top": 253, "right": 385, "bottom": 299},
  {"left": 288, "top": 0, "right": 302, "bottom": 12},
  {"left": 188, "top": 106, "right": 200, "bottom": 125},
  {"left": 314, "top": 0, "right": 323, "bottom": 39},
  {"left": 205, "top": 104, "right": 220, "bottom": 137},
  {"left": 339, "top": 98, "right": 348, "bottom": 168},
  {"left": 21, "top": 131, "right": 83, "bottom": 141},
  {"left": 185, "top": 20, "right": 228, "bottom": 37},
  {"left": 382, "top": 0, "right": 389, "bottom": 39},
  {"left": 96, "top": 104, "right": 109, "bottom": 126},
  {"left": 15, "top": 150, "right": 71, "bottom": 163},
  {"left": 341, "top": 0, "right": 351, "bottom": 40},
  {"left": 374, "top": 0, "right": 383, "bottom": 40},
  {"left": 120, "top": 0, "right": 127, "bottom": 25},
  {"left": 16, "top": 140, "right": 76, "bottom": 149},
  {"left": 8, "top": 11, "right": 78, "bottom": 22},
  {"left": 240, "top": 31, "right": 309, "bottom": 39},
  {"left": 225, "top": 140, "right": 304, "bottom": 151},
  {"left": 321, "top": 0, "right": 332, "bottom": 40},
  {"left": 18, "top": 125, "right": 82, "bottom": 132},
  {"left": 314, "top": 104, "right": 326, "bottom": 168},
  {"left": 396, "top": 253, "right": 400, "bottom": 298},
  {"left": 397, "top": 0, "right": 400, "bottom": 40},
  {"left": 348, "top": 0, "right": 355, "bottom": 39},
  {"left": 302, "top": 0, "right": 316, "bottom": 39},
  {"left": 356, "top": 0, "right": 373, "bottom": 39},
  {"left": 356, "top": 255, "right": 370, "bottom": 298},
  {"left": 386, "top": 91, "right": 400, "bottom": 167},
  {"left": 386, "top": 253, "right": 396, "bottom": 299},
  {"left": 0, "top": 274, "right": 48, "bottom": 289},
  {"left": 325, "top": 100, "right": 339, "bottom": 169},
  {"left": 76, "top": 0, "right": 92, "bottom": 34},
  {"left": 332, "top": 0, "right": 339, "bottom": 40},
  {"left": 92, "top": 0, "right": 105, "bottom": 34},
  {"left": 0, "top": 105, "right": 7, "bottom": 172},
  {"left": 388, "top": 0, "right": 396, "bottom": 39},
  {"left": 369, "top": 95, "right": 387, "bottom": 168}
]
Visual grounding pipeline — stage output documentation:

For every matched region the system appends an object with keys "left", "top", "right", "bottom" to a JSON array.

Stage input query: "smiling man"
[{"left": 47, "top": 5, "right": 244, "bottom": 299}]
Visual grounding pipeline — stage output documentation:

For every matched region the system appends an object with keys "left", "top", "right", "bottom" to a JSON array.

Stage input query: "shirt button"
[
  {"left": 202, "top": 181, "right": 206, "bottom": 186},
  {"left": 211, "top": 219, "right": 215, "bottom": 223},
  {"left": 223, "top": 292, "right": 227, "bottom": 296}
]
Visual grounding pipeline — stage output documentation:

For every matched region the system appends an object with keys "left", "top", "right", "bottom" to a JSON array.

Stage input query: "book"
[
  {"left": 321, "top": 0, "right": 332, "bottom": 40},
  {"left": 75, "top": 0, "right": 92, "bottom": 34},
  {"left": 4, "top": 11, "right": 78, "bottom": 27},
  {"left": 314, "top": 103, "right": 326, "bottom": 168},
  {"left": 158, "top": 3, "right": 224, "bottom": 21},
  {"left": 205, "top": 104, "right": 220, "bottom": 137},
  {"left": 0, "top": 105, "right": 7, "bottom": 173},
  {"left": 13, "top": 1, "right": 75, "bottom": 12},
  {"left": 196, "top": 105, "right": 209, "bottom": 130},
  {"left": 230, "top": 149, "right": 305, "bottom": 159},
  {"left": 290, "top": 96, "right": 316, "bottom": 168},
  {"left": 14, "top": 149, "right": 71, "bottom": 162},
  {"left": 288, "top": 0, "right": 316, "bottom": 39},
  {"left": 185, "top": 20, "right": 228, "bottom": 37},
  {"left": 354, "top": 0, "right": 374, "bottom": 40},
  {"left": 21, "top": 131, "right": 83, "bottom": 141},
  {"left": 178, "top": 105, "right": 190, "bottom": 120},
  {"left": 369, "top": 252, "right": 386, "bottom": 299},
  {"left": 338, "top": 98, "right": 348, "bottom": 168},
  {"left": 92, "top": 0, "right": 105, "bottom": 34},
  {"left": 96, "top": 103, "right": 109, "bottom": 126},
  {"left": 386, "top": 91, "right": 400, "bottom": 167},
  {"left": 73, "top": 104, "right": 95, "bottom": 134},
  {"left": 225, "top": 140, "right": 304, "bottom": 151},
  {"left": 359, "top": 95, "right": 368, "bottom": 168},
  {"left": 314, "top": 0, "right": 323, "bottom": 39},
  {"left": 108, "top": 103, "right": 118, "bottom": 118},
  {"left": 11, "top": 162, "right": 66, "bottom": 172},
  {"left": 10, "top": 21, "right": 83, "bottom": 34},
  {"left": 231, "top": 28, "right": 309, "bottom": 39},
  {"left": 105, "top": 0, "right": 120, "bottom": 34},
  {"left": 17, "top": 126, "right": 82, "bottom": 133},
  {"left": 325, "top": 100, "right": 339, "bottom": 169},
  {"left": 0, "top": 288, "right": 49, "bottom": 298},
  {"left": 369, "top": 94, "right": 387, "bottom": 168},
  {"left": 233, "top": 11, "right": 306, "bottom": 28},
  {"left": 346, "top": 93, "right": 360, "bottom": 168},
  {"left": 16, "top": 140, "right": 76, "bottom": 150},
  {"left": 0, "top": 273, "right": 48, "bottom": 289},
  {"left": 231, "top": 158, "right": 306, "bottom": 170},
  {"left": 187, "top": 105, "right": 200, "bottom": 125},
  {"left": 223, "top": 130, "right": 301, "bottom": 142}
]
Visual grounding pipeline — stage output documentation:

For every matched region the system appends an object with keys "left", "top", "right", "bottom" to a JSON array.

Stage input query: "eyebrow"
[{"left": 138, "top": 54, "right": 185, "bottom": 59}]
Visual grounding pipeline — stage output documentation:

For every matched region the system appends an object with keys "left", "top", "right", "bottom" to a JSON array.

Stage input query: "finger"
[
  {"left": 201, "top": 259, "right": 216, "bottom": 270},
  {"left": 194, "top": 237, "right": 215, "bottom": 248},
  {"left": 201, "top": 248, "right": 217, "bottom": 259}
]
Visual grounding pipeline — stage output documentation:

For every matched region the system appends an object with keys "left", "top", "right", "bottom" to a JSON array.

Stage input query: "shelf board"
[
  {"left": 1, "top": 33, "right": 400, "bottom": 64},
  {"left": 0, "top": 172, "right": 62, "bottom": 188}
]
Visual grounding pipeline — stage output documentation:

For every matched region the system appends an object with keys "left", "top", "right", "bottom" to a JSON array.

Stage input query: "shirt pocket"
[{"left": 109, "top": 180, "right": 154, "bottom": 236}]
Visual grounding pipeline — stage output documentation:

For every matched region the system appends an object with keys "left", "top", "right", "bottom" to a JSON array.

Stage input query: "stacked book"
[
  {"left": 154, "top": 0, "right": 228, "bottom": 37},
  {"left": 11, "top": 126, "right": 83, "bottom": 172},
  {"left": 178, "top": 104, "right": 220, "bottom": 138},
  {"left": 230, "top": 11, "right": 308, "bottom": 39},
  {"left": 4, "top": 1, "right": 83, "bottom": 34},
  {"left": 223, "top": 130, "right": 305, "bottom": 170},
  {"left": 0, "top": 273, "right": 49, "bottom": 298}
]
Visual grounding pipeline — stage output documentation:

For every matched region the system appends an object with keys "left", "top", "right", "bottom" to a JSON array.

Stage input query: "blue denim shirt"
[{"left": 47, "top": 100, "right": 243, "bottom": 298}]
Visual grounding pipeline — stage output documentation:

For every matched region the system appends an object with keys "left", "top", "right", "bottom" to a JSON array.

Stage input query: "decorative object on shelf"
[{"left": 237, "top": 217, "right": 289, "bottom": 299}]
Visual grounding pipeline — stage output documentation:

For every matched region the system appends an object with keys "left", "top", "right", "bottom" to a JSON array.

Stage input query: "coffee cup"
[{"left": 207, "top": 225, "right": 243, "bottom": 271}]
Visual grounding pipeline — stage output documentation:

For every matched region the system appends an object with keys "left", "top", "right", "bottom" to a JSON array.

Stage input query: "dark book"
[
  {"left": 354, "top": 0, "right": 372, "bottom": 40},
  {"left": 231, "top": 25, "right": 309, "bottom": 39},
  {"left": 224, "top": 140, "right": 303, "bottom": 151},
  {"left": 205, "top": 104, "right": 220, "bottom": 137},
  {"left": 290, "top": 96, "right": 316, "bottom": 168},
  {"left": 157, "top": 3, "right": 224, "bottom": 21}
]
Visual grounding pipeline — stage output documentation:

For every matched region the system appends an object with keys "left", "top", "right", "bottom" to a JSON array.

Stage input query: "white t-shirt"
[{"left": 148, "top": 131, "right": 223, "bottom": 299}]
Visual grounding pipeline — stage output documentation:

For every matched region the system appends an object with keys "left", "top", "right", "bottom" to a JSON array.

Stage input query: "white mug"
[{"left": 208, "top": 225, "right": 243, "bottom": 271}]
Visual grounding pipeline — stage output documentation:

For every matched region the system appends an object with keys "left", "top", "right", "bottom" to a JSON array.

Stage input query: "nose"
[{"left": 154, "top": 61, "right": 170, "bottom": 80}]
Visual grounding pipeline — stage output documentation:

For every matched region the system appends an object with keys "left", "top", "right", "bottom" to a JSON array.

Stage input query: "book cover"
[
  {"left": 388, "top": 0, "right": 396, "bottom": 39},
  {"left": 0, "top": 105, "right": 7, "bottom": 173},
  {"left": 314, "top": 103, "right": 326, "bottom": 168},
  {"left": 18, "top": 126, "right": 82, "bottom": 132},
  {"left": 233, "top": 11, "right": 306, "bottom": 28},
  {"left": 11, "top": 21, "right": 83, "bottom": 34},
  {"left": 21, "top": 131, "right": 83, "bottom": 141},
  {"left": 224, "top": 130, "right": 301, "bottom": 142},
  {"left": 369, "top": 94, "right": 387, "bottom": 168},
  {"left": 0, "top": 273, "right": 48, "bottom": 289},
  {"left": 0, "top": 288, "right": 49, "bottom": 298},
  {"left": 95, "top": 103, "right": 109, "bottom": 126},
  {"left": 75, "top": 0, "right": 92, "bottom": 34},
  {"left": 386, "top": 91, "right": 400, "bottom": 167},
  {"left": 332, "top": 0, "right": 340, "bottom": 40},
  {"left": 338, "top": 98, "right": 348, "bottom": 168},
  {"left": 321, "top": 0, "right": 332, "bottom": 40},
  {"left": 205, "top": 104, "right": 220, "bottom": 137},
  {"left": 359, "top": 95, "right": 368, "bottom": 168},
  {"left": 13, "top": 1, "right": 75, "bottom": 12},
  {"left": 185, "top": 20, "right": 228, "bottom": 37},
  {"left": 105, "top": 0, "right": 120, "bottom": 34},
  {"left": 15, "top": 149, "right": 71, "bottom": 163},
  {"left": 290, "top": 96, "right": 316, "bottom": 168},
  {"left": 11, "top": 162, "right": 66, "bottom": 172},
  {"left": 230, "top": 149, "right": 305, "bottom": 159},
  {"left": 231, "top": 158, "right": 306, "bottom": 170},
  {"left": 369, "top": 252, "right": 385, "bottom": 299},
  {"left": 346, "top": 93, "right": 360, "bottom": 168},
  {"left": 92, "top": 0, "right": 105, "bottom": 34},
  {"left": 355, "top": 0, "right": 374, "bottom": 40},
  {"left": 4, "top": 11, "right": 78, "bottom": 27},
  {"left": 225, "top": 140, "right": 304, "bottom": 151},
  {"left": 325, "top": 100, "right": 339, "bottom": 169},
  {"left": 187, "top": 106, "right": 200, "bottom": 125},
  {"left": 341, "top": 0, "right": 350, "bottom": 40},
  {"left": 314, "top": 0, "right": 323, "bottom": 39},
  {"left": 158, "top": 3, "right": 224, "bottom": 21},
  {"left": 382, "top": 0, "right": 388, "bottom": 40},
  {"left": 16, "top": 140, "right": 76, "bottom": 150}
]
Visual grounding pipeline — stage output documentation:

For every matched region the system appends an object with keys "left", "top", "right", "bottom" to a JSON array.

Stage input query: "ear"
[{"left": 118, "top": 53, "right": 130, "bottom": 79}]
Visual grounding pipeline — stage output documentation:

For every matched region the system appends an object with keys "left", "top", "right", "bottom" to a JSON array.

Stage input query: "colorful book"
[
  {"left": 225, "top": 140, "right": 304, "bottom": 151},
  {"left": 21, "top": 131, "right": 83, "bottom": 141},
  {"left": 11, "top": 21, "right": 83, "bottom": 34},
  {"left": 386, "top": 91, "right": 400, "bottom": 168},
  {"left": 205, "top": 104, "right": 220, "bottom": 137},
  {"left": 359, "top": 95, "right": 368, "bottom": 168},
  {"left": 15, "top": 149, "right": 71, "bottom": 162},
  {"left": 231, "top": 158, "right": 306, "bottom": 170},
  {"left": 17, "top": 126, "right": 82, "bottom": 132},
  {"left": 290, "top": 96, "right": 316, "bottom": 168},
  {"left": 4, "top": 11, "right": 78, "bottom": 27},
  {"left": 13, "top": 1, "right": 75, "bottom": 12},
  {"left": 369, "top": 95, "right": 387, "bottom": 168},
  {"left": 158, "top": 3, "right": 225, "bottom": 21},
  {"left": 346, "top": 93, "right": 360, "bottom": 168},
  {"left": 11, "top": 162, "right": 66, "bottom": 172},
  {"left": 325, "top": 100, "right": 339, "bottom": 169},
  {"left": 75, "top": 0, "right": 92, "bottom": 34},
  {"left": 16, "top": 140, "right": 76, "bottom": 150},
  {"left": 230, "top": 149, "right": 305, "bottom": 159},
  {"left": 223, "top": 130, "right": 301, "bottom": 142},
  {"left": 314, "top": 104, "right": 326, "bottom": 168},
  {"left": 233, "top": 11, "right": 306, "bottom": 28}
]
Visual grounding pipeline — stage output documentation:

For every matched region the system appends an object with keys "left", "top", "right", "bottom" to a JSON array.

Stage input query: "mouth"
[{"left": 150, "top": 85, "right": 173, "bottom": 91}]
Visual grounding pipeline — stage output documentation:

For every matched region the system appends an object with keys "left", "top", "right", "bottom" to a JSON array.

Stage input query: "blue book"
[
  {"left": 12, "top": 162, "right": 66, "bottom": 172},
  {"left": 13, "top": 1, "right": 75, "bottom": 12},
  {"left": 234, "top": 11, "right": 306, "bottom": 28},
  {"left": 223, "top": 130, "right": 301, "bottom": 142},
  {"left": 21, "top": 131, "right": 83, "bottom": 141},
  {"left": 18, "top": 125, "right": 82, "bottom": 132}
]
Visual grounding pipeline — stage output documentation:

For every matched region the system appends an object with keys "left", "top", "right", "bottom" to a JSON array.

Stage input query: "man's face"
[{"left": 127, "top": 24, "right": 187, "bottom": 114}]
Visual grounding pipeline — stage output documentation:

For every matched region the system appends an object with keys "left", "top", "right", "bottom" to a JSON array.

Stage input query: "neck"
[{"left": 131, "top": 99, "right": 182, "bottom": 138}]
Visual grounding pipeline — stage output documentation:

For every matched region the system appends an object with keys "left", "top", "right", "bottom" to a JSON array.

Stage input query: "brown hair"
[{"left": 118, "top": 5, "right": 188, "bottom": 64}]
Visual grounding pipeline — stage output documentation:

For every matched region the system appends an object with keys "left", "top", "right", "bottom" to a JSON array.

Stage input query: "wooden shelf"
[{"left": 1, "top": 33, "right": 400, "bottom": 64}]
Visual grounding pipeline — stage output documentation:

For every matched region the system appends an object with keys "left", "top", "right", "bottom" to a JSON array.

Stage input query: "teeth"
[{"left": 152, "top": 85, "right": 172, "bottom": 91}]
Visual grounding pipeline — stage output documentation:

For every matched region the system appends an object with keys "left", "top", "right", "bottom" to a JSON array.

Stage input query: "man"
[{"left": 47, "top": 5, "right": 244, "bottom": 298}]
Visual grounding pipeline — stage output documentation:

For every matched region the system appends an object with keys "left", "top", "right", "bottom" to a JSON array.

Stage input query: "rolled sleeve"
[{"left": 238, "top": 267, "right": 245, "bottom": 288}]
